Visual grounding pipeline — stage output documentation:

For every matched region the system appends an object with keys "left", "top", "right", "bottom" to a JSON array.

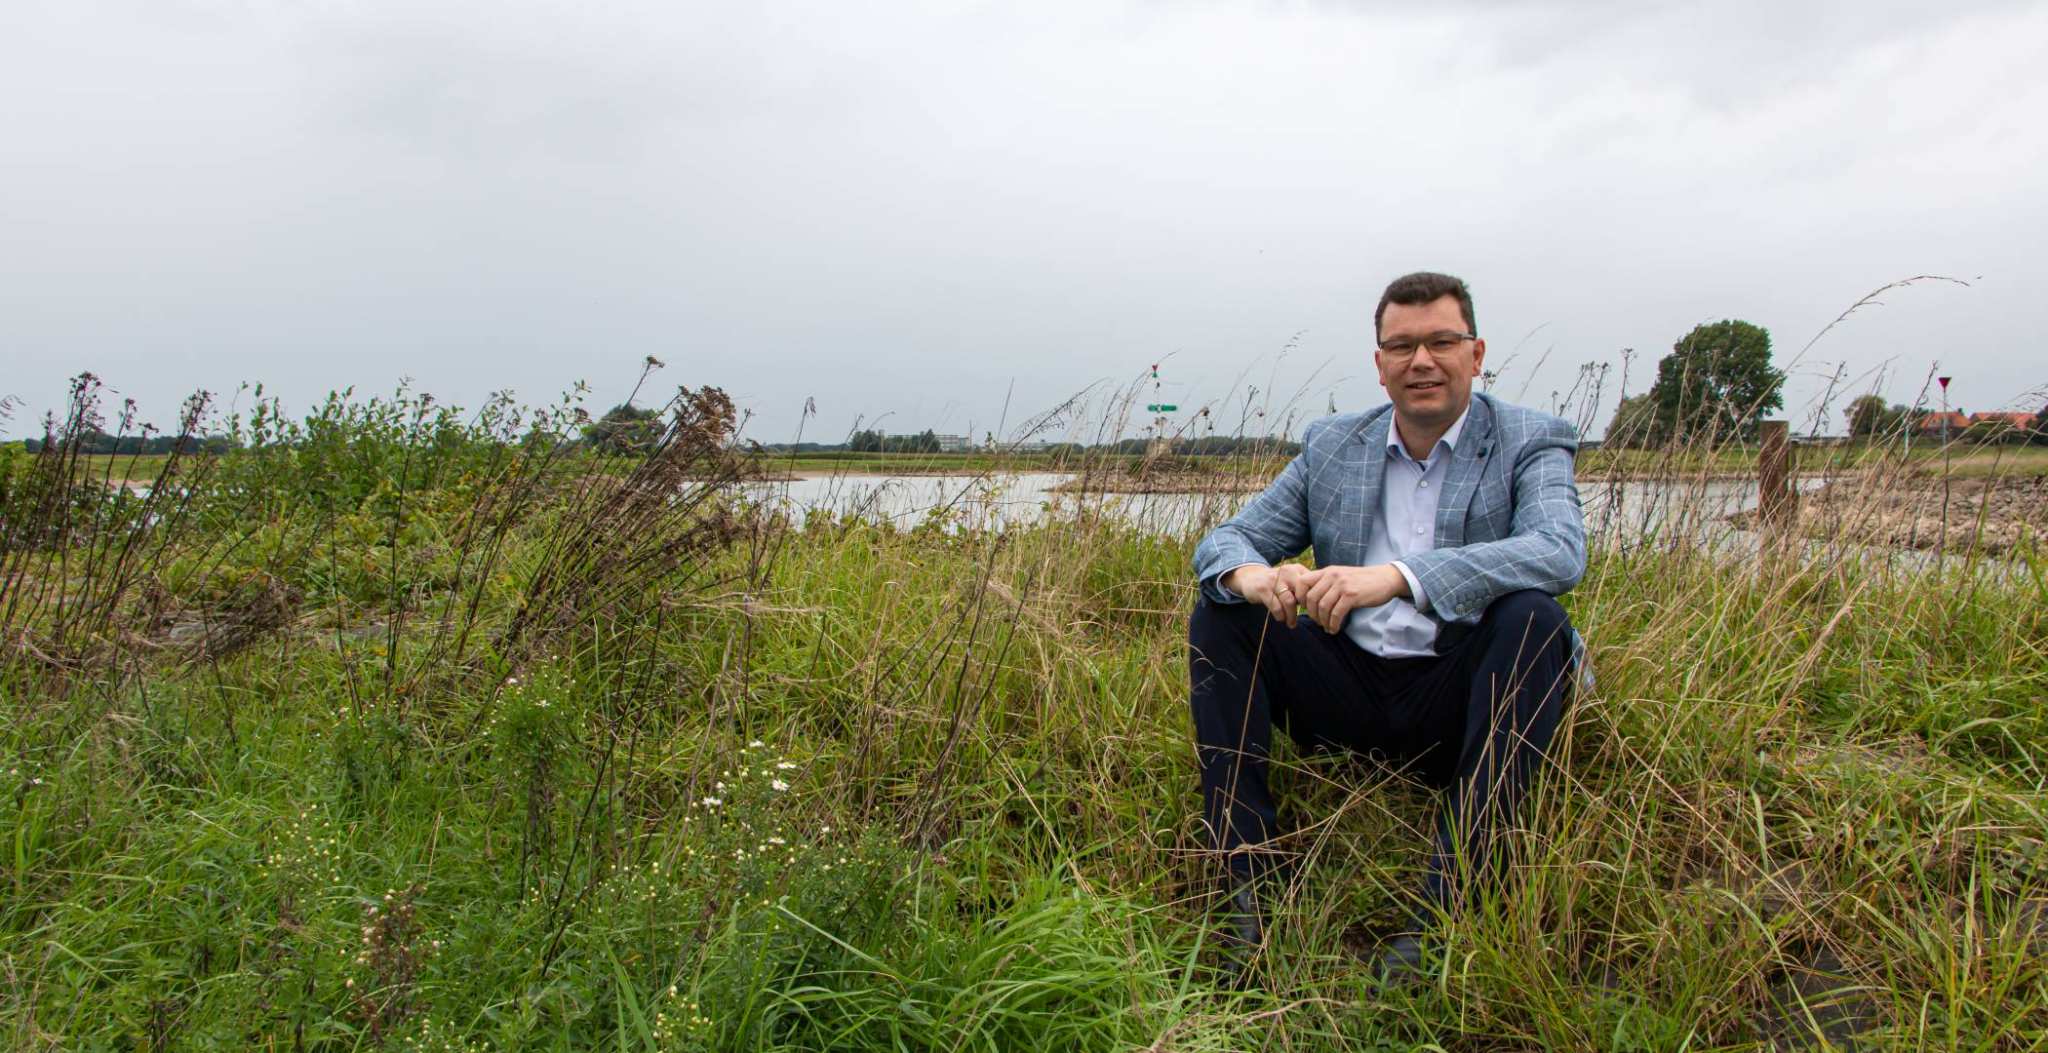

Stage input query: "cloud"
[
  {"left": 289, "top": 3, "right": 885, "bottom": 158},
  {"left": 1, "top": 0, "right": 2042, "bottom": 440}
]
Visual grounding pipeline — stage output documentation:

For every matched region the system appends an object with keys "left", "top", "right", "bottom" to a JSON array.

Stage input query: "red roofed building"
[
  {"left": 1968, "top": 411, "right": 2038, "bottom": 433},
  {"left": 1916, "top": 411, "right": 1971, "bottom": 437}
]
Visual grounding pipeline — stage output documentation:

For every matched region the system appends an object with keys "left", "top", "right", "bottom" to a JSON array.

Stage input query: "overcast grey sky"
[{"left": 5, "top": 0, "right": 2044, "bottom": 443}]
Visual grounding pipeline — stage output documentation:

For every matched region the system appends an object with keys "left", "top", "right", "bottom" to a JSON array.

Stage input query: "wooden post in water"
[{"left": 1758, "top": 420, "right": 1795, "bottom": 527}]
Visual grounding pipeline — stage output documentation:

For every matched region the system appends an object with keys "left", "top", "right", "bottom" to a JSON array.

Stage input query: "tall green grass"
[{"left": 0, "top": 378, "right": 2042, "bottom": 1050}]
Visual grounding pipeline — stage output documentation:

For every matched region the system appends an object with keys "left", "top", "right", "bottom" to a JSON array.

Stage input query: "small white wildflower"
[
  {"left": 748, "top": 739, "right": 765, "bottom": 749},
  {"left": 770, "top": 779, "right": 790, "bottom": 792},
  {"left": 775, "top": 761, "right": 797, "bottom": 770},
  {"left": 700, "top": 796, "right": 722, "bottom": 807}
]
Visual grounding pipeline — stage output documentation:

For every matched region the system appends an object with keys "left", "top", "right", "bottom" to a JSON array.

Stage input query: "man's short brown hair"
[{"left": 1375, "top": 272, "right": 1475, "bottom": 339}]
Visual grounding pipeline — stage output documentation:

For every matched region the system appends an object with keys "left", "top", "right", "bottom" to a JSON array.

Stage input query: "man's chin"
[
  {"left": 1394, "top": 401, "right": 1461, "bottom": 432},
  {"left": 1396, "top": 395, "right": 1446, "bottom": 418}
]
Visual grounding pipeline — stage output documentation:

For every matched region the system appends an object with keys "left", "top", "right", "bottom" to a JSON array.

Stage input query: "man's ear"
[{"left": 1469, "top": 338, "right": 1487, "bottom": 376}]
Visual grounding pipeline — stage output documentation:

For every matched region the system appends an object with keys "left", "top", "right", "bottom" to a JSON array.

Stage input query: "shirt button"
[
  {"left": 1419, "top": 481, "right": 1428, "bottom": 488},
  {"left": 1414, "top": 525, "right": 1425, "bottom": 534}
]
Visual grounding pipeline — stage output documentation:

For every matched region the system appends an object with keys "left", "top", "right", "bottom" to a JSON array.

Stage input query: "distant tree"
[
  {"left": 584, "top": 403, "right": 662, "bottom": 454},
  {"left": 1603, "top": 393, "right": 1663, "bottom": 447},
  {"left": 1845, "top": 395, "right": 1885, "bottom": 437},
  {"left": 1647, "top": 320, "right": 1784, "bottom": 442},
  {"left": 1845, "top": 395, "right": 1912, "bottom": 440},
  {"left": 846, "top": 429, "right": 883, "bottom": 453},
  {"left": 876, "top": 430, "right": 940, "bottom": 453}
]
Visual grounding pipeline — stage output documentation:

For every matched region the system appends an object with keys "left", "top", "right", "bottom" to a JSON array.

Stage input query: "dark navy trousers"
[{"left": 1187, "top": 589, "right": 1574, "bottom": 915}]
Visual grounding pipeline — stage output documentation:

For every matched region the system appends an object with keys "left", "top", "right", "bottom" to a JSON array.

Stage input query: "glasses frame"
[{"left": 1376, "top": 331, "right": 1477, "bottom": 359}]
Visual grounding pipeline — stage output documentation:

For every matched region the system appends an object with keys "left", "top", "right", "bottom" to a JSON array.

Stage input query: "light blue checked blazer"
[{"left": 1194, "top": 393, "right": 1588, "bottom": 645}]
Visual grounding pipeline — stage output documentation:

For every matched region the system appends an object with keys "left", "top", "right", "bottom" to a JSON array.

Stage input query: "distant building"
[
  {"left": 932, "top": 433, "right": 971, "bottom": 452},
  {"left": 1968, "top": 411, "right": 2037, "bottom": 434},
  {"left": 1916, "top": 411, "right": 1970, "bottom": 437}
]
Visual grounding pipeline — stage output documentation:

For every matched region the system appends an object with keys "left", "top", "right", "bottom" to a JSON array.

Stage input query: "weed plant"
[{"left": 0, "top": 370, "right": 2042, "bottom": 1051}]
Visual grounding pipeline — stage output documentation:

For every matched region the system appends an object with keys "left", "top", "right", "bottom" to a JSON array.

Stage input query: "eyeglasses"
[{"left": 1377, "top": 331, "right": 1476, "bottom": 359}]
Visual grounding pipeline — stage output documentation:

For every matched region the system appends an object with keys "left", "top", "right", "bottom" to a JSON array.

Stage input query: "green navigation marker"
[{"left": 1146, "top": 404, "right": 1178, "bottom": 413}]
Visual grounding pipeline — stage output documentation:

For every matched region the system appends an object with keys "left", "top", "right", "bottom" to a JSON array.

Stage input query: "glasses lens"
[{"left": 1424, "top": 334, "right": 1467, "bottom": 354}]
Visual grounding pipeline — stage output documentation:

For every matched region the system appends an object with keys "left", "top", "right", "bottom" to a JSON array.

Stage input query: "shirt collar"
[{"left": 1386, "top": 403, "right": 1470, "bottom": 466}]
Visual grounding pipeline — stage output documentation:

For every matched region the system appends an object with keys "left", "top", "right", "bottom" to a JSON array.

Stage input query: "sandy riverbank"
[
  {"left": 1729, "top": 474, "right": 2044, "bottom": 554},
  {"left": 1045, "top": 473, "right": 1268, "bottom": 495}
]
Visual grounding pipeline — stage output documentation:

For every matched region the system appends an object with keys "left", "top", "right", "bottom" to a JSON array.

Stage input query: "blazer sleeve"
[
  {"left": 1399, "top": 416, "right": 1586, "bottom": 621},
  {"left": 1191, "top": 426, "right": 1320, "bottom": 604}
]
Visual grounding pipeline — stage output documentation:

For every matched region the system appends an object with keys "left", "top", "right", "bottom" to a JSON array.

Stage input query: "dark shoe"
[
  {"left": 1213, "top": 880, "right": 1266, "bottom": 987},
  {"left": 1374, "top": 932, "right": 1428, "bottom": 987}
]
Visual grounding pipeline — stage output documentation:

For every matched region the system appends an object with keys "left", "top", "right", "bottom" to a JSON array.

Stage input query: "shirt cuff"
[
  {"left": 1391, "top": 560, "right": 1426, "bottom": 612},
  {"left": 1219, "top": 562, "right": 1267, "bottom": 599}
]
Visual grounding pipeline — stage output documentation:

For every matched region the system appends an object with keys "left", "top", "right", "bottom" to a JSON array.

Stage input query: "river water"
[{"left": 748, "top": 471, "right": 1818, "bottom": 546}]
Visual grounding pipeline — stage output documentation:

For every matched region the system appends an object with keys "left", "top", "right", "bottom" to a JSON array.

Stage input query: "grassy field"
[
  {"left": 1896, "top": 444, "right": 2048, "bottom": 480},
  {"left": 1580, "top": 442, "right": 2048, "bottom": 480},
  {"left": 26, "top": 451, "right": 175, "bottom": 482},
  {"left": 2, "top": 395, "right": 2045, "bottom": 1050}
]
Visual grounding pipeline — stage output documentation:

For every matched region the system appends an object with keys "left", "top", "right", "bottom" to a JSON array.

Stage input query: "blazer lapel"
[
  {"left": 1338, "top": 413, "right": 1390, "bottom": 566},
  {"left": 1435, "top": 396, "right": 1494, "bottom": 548}
]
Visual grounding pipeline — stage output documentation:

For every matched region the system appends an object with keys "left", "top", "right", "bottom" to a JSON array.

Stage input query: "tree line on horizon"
[
  {"left": 15, "top": 432, "right": 237, "bottom": 456},
  {"left": 1602, "top": 319, "right": 2047, "bottom": 448}
]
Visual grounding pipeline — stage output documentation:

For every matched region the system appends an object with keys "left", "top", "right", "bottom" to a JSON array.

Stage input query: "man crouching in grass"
[{"left": 1187, "top": 271, "right": 1587, "bottom": 983}]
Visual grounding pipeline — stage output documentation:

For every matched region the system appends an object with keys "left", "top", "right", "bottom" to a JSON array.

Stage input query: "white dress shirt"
[
  {"left": 1225, "top": 407, "right": 1467, "bottom": 658},
  {"left": 1358, "top": 409, "right": 1466, "bottom": 657}
]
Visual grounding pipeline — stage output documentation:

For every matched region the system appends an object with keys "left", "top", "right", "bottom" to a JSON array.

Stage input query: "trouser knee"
[
  {"left": 1483, "top": 589, "right": 1570, "bottom": 642},
  {"left": 1188, "top": 594, "right": 1268, "bottom": 654}
]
